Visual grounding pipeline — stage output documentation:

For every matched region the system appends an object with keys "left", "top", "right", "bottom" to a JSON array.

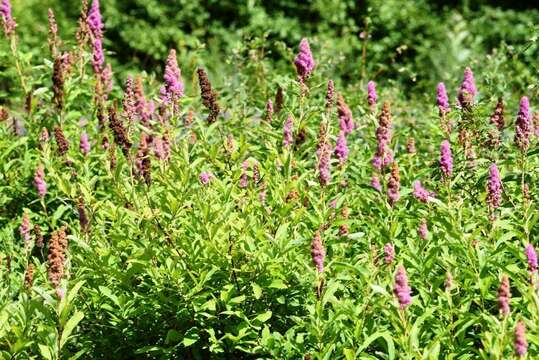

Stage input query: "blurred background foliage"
[{"left": 4, "top": 0, "right": 539, "bottom": 98}]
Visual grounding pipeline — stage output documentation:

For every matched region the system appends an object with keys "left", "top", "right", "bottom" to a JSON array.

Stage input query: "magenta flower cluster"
[
  {"left": 367, "top": 81, "right": 377, "bottom": 108},
  {"left": 384, "top": 243, "right": 395, "bottom": 264},
  {"left": 34, "top": 165, "right": 47, "bottom": 198},
  {"left": 334, "top": 131, "right": 349, "bottom": 165},
  {"left": 436, "top": 82, "right": 450, "bottom": 114},
  {"left": 514, "top": 96, "right": 531, "bottom": 151},
  {"left": 457, "top": 67, "right": 477, "bottom": 107},
  {"left": 439, "top": 140, "right": 453, "bottom": 179},
  {"left": 393, "top": 266, "right": 412, "bottom": 309},
  {"left": 1, "top": 0, "right": 16, "bottom": 36},
  {"left": 160, "top": 49, "right": 184, "bottom": 106},
  {"left": 88, "top": 0, "right": 105, "bottom": 75},
  {"left": 487, "top": 164, "right": 501, "bottom": 210},
  {"left": 283, "top": 115, "right": 293, "bottom": 149},
  {"left": 80, "top": 132, "right": 91, "bottom": 156},
  {"left": 413, "top": 180, "right": 435, "bottom": 203},
  {"left": 294, "top": 38, "right": 315, "bottom": 82}
]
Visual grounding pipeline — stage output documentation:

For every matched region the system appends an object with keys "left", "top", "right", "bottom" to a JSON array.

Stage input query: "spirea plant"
[{"left": 1, "top": 1, "right": 539, "bottom": 359}]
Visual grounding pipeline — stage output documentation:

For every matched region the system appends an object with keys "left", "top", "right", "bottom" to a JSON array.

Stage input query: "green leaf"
[
  {"left": 254, "top": 311, "right": 272, "bottom": 323},
  {"left": 183, "top": 333, "right": 200, "bottom": 347},
  {"left": 38, "top": 344, "right": 54, "bottom": 360},
  {"left": 269, "top": 279, "right": 288, "bottom": 289},
  {"left": 252, "top": 283, "right": 262, "bottom": 299},
  {"left": 60, "top": 311, "right": 84, "bottom": 349}
]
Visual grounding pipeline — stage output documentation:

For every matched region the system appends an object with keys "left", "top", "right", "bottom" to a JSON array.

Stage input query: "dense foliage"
[
  {"left": 1, "top": 0, "right": 539, "bottom": 359},
  {"left": 2, "top": 0, "right": 539, "bottom": 94}
]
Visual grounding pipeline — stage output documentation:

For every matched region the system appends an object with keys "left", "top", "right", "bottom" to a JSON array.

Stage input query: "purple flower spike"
[
  {"left": 413, "top": 180, "right": 435, "bottom": 203},
  {"left": 80, "top": 132, "right": 90, "bottom": 156},
  {"left": 439, "top": 140, "right": 453, "bottom": 179},
  {"left": 457, "top": 67, "right": 477, "bottom": 107},
  {"left": 294, "top": 38, "right": 315, "bottom": 82},
  {"left": 436, "top": 82, "right": 450, "bottom": 114},
  {"left": 160, "top": 49, "right": 184, "bottom": 106},
  {"left": 514, "top": 321, "right": 528, "bottom": 357},
  {"left": 384, "top": 243, "right": 395, "bottom": 264},
  {"left": 88, "top": 0, "right": 103, "bottom": 39},
  {"left": 34, "top": 165, "right": 47, "bottom": 198},
  {"left": 487, "top": 164, "right": 502, "bottom": 211},
  {"left": 283, "top": 114, "right": 293, "bottom": 149},
  {"left": 393, "top": 266, "right": 412, "bottom": 309},
  {"left": 515, "top": 96, "right": 531, "bottom": 152},
  {"left": 525, "top": 244, "right": 538, "bottom": 274},
  {"left": 497, "top": 275, "right": 511, "bottom": 317},
  {"left": 367, "top": 81, "right": 377, "bottom": 109},
  {"left": 334, "top": 131, "right": 349, "bottom": 165},
  {"left": 311, "top": 231, "right": 325, "bottom": 273},
  {"left": 92, "top": 38, "right": 105, "bottom": 74},
  {"left": 337, "top": 94, "right": 354, "bottom": 134},
  {"left": 1, "top": 0, "right": 16, "bottom": 36}
]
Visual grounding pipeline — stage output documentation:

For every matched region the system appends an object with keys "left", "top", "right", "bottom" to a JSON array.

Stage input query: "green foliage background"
[{"left": 4, "top": 0, "right": 539, "bottom": 95}]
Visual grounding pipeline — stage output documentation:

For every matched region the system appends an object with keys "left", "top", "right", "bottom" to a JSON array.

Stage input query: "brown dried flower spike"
[
  {"left": 47, "top": 226, "right": 68, "bottom": 289},
  {"left": 197, "top": 68, "right": 220, "bottom": 124},
  {"left": 54, "top": 125, "right": 70, "bottom": 156},
  {"left": 108, "top": 103, "right": 132, "bottom": 157},
  {"left": 24, "top": 263, "right": 34, "bottom": 289}
]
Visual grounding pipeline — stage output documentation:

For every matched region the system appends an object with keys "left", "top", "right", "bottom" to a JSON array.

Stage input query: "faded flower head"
[
  {"left": 387, "top": 162, "right": 400, "bottom": 206},
  {"left": 199, "top": 171, "right": 212, "bottom": 185},
  {"left": 325, "top": 80, "right": 334, "bottom": 110},
  {"left": 418, "top": 219, "right": 428, "bottom": 240},
  {"left": 384, "top": 243, "right": 395, "bottom": 264},
  {"left": 490, "top": 97, "right": 504, "bottom": 131},
  {"left": 372, "top": 101, "right": 393, "bottom": 170},
  {"left": 19, "top": 213, "right": 31, "bottom": 243},
  {"left": 406, "top": 138, "right": 416, "bottom": 154}
]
